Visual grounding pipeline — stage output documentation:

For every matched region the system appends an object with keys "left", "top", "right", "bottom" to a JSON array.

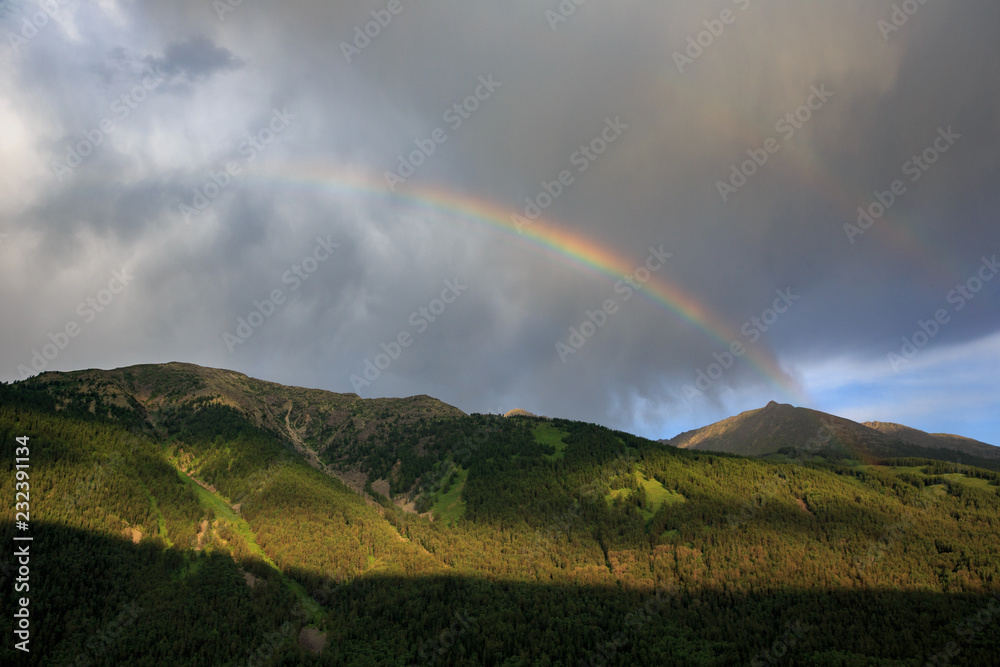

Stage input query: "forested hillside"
[
  {"left": 11, "top": 362, "right": 467, "bottom": 496},
  {"left": 2, "top": 366, "right": 999, "bottom": 665}
]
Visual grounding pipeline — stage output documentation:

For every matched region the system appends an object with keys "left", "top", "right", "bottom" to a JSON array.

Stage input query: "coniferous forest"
[{"left": 2, "top": 364, "right": 999, "bottom": 666}]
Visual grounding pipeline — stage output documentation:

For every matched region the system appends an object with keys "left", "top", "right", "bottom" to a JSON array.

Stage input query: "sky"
[{"left": 1, "top": 0, "right": 998, "bottom": 444}]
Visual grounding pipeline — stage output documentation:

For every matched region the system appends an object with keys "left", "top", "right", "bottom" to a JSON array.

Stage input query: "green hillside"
[
  {"left": 2, "top": 365, "right": 999, "bottom": 665},
  {"left": 13, "top": 362, "right": 467, "bottom": 496}
]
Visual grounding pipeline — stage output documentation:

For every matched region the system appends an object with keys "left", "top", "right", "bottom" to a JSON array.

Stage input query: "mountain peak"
[{"left": 668, "top": 401, "right": 999, "bottom": 464}]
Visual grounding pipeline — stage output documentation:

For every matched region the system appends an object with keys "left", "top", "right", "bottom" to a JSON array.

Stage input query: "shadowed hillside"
[
  {"left": 2, "top": 365, "right": 999, "bottom": 664},
  {"left": 14, "top": 362, "right": 466, "bottom": 497},
  {"left": 865, "top": 421, "right": 1000, "bottom": 461}
]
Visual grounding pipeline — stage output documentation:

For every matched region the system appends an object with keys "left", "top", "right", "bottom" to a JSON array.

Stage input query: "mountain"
[
  {"left": 3, "top": 364, "right": 999, "bottom": 665},
  {"left": 15, "top": 362, "right": 465, "bottom": 499},
  {"left": 864, "top": 421, "right": 1000, "bottom": 461},
  {"left": 664, "top": 400, "right": 1000, "bottom": 470}
]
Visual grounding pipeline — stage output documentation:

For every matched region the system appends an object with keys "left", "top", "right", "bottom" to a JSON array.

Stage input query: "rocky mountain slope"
[{"left": 664, "top": 401, "right": 1000, "bottom": 469}]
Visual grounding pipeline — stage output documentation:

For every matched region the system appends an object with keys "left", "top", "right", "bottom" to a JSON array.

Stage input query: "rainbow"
[{"left": 246, "top": 161, "right": 806, "bottom": 402}]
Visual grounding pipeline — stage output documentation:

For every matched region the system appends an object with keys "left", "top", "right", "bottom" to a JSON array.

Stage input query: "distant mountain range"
[
  {"left": 662, "top": 400, "right": 999, "bottom": 468},
  {"left": 3, "top": 362, "right": 1000, "bottom": 664},
  {"left": 19, "top": 363, "right": 1000, "bottom": 488}
]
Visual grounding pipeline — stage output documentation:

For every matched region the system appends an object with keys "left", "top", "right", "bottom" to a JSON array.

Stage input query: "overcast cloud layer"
[{"left": 2, "top": 0, "right": 998, "bottom": 443}]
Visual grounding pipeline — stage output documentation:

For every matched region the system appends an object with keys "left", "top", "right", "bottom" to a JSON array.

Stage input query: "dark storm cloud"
[
  {"left": 1, "top": 0, "right": 998, "bottom": 441},
  {"left": 145, "top": 34, "right": 243, "bottom": 82}
]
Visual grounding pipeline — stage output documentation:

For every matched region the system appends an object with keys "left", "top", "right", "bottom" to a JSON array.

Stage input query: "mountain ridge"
[
  {"left": 663, "top": 400, "right": 999, "bottom": 467},
  {"left": 3, "top": 362, "right": 1000, "bottom": 664},
  {"left": 863, "top": 420, "right": 1000, "bottom": 460},
  {"left": 20, "top": 363, "right": 999, "bottom": 476},
  {"left": 16, "top": 361, "right": 467, "bottom": 499}
]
